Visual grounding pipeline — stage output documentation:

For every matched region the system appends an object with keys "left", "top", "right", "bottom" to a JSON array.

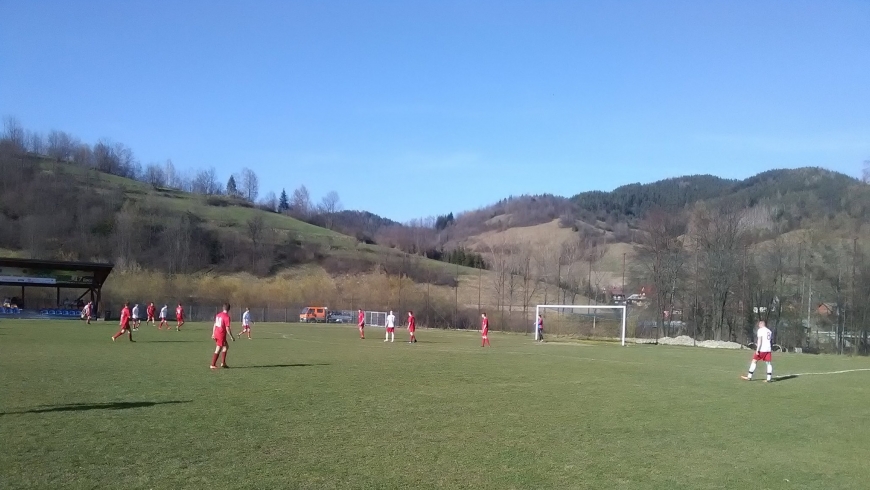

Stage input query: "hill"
[
  {"left": 444, "top": 167, "right": 863, "bottom": 248},
  {"left": 0, "top": 148, "right": 484, "bottom": 315}
]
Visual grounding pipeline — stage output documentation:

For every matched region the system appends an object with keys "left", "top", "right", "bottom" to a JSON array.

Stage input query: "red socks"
[
  {"left": 221, "top": 351, "right": 228, "bottom": 365},
  {"left": 211, "top": 353, "right": 219, "bottom": 366}
]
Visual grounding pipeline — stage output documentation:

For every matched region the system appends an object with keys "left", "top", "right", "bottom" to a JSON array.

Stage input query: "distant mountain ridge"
[{"left": 443, "top": 167, "right": 864, "bottom": 246}]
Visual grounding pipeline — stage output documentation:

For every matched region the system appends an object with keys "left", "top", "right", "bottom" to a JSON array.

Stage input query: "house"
[{"left": 816, "top": 303, "right": 837, "bottom": 316}]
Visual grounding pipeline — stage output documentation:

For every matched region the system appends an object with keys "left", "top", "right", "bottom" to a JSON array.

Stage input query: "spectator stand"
[{"left": 0, "top": 258, "right": 113, "bottom": 319}]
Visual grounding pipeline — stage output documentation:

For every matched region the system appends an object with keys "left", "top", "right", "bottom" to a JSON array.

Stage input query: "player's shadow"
[
  {"left": 235, "top": 363, "right": 329, "bottom": 369},
  {"left": 0, "top": 400, "right": 190, "bottom": 416},
  {"left": 772, "top": 375, "right": 799, "bottom": 382},
  {"left": 140, "top": 340, "right": 199, "bottom": 343}
]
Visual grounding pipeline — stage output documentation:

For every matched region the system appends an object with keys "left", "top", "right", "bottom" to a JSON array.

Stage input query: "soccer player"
[
  {"left": 111, "top": 302, "right": 134, "bottom": 342},
  {"left": 480, "top": 312, "right": 491, "bottom": 347},
  {"left": 159, "top": 304, "right": 168, "bottom": 330},
  {"left": 131, "top": 304, "right": 141, "bottom": 331},
  {"left": 536, "top": 314, "right": 545, "bottom": 342},
  {"left": 384, "top": 311, "right": 395, "bottom": 342},
  {"left": 210, "top": 303, "right": 235, "bottom": 369},
  {"left": 358, "top": 309, "right": 365, "bottom": 339},
  {"left": 407, "top": 310, "right": 417, "bottom": 343},
  {"left": 81, "top": 301, "right": 93, "bottom": 325},
  {"left": 175, "top": 303, "right": 185, "bottom": 331},
  {"left": 741, "top": 320, "right": 774, "bottom": 382},
  {"left": 241, "top": 307, "right": 252, "bottom": 340},
  {"left": 147, "top": 302, "right": 156, "bottom": 326}
]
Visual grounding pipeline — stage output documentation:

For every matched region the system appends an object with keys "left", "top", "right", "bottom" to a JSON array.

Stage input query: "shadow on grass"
[
  {"left": 1, "top": 400, "right": 191, "bottom": 416},
  {"left": 234, "top": 363, "right": 329, "bottom": 369},
  {"left": 139, "top": 340, "right": 199, "bottom": 343},
  {"left": 773, "top": 375, "right": 799, "bottom": 382}
]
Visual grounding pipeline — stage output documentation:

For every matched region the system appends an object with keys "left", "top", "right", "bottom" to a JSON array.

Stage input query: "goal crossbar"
[{"left": 535, "top": 305, "right": 628, "bottom": 346}]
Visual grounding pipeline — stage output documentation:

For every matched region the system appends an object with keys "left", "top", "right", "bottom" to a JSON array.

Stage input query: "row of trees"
[
  {"left": 482, "top": 231, "right": 608, "bottom": 330},
  {"left": 1, "top": 116, "right": 347, "bottom": 223},
  {"left": 635, "top": 201, "right": 870, "bottom": 353}
]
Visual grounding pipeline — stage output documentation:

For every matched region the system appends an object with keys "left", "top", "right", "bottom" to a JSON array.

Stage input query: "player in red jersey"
[
  {"left": 111, "top": 302, "right": 135, "bottom": 342},
  {"left": 358, "top": 309, "right": 365, "bottom": 339},
  {"left": 175, "top": 303, "right": 185, "bottom": 331},
  {"left": 407, "top": 310, "right": 417, "bottom": 343},
  {"left": 146, "top": 302, "right": 156, "bottom": 326},
  {"left": 480, "top": 312, "right": 491, "bottom": 347},
  {"left": 210, "top": 303, "right": 235, "bottom": 369}
]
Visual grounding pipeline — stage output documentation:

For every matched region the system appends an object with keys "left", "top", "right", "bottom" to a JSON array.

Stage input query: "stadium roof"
[{"left": 0, "top": 257, "right": 114, "bottom": 288}]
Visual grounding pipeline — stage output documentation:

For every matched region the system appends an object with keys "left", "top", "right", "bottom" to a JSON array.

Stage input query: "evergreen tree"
[
  {"left": 278, "top": 188, "right": 290, "bottom": 212},
  {"left": 226, "top": 175, "right": 238, "bottom": 196}
]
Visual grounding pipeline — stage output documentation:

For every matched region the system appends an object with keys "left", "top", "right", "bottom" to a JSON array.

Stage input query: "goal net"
[
  {"left": 364, "top": 311, "right": 387, "bottom": 327},
  {"left": 535, "top": 305, "right": 628, "bottom": 345}
]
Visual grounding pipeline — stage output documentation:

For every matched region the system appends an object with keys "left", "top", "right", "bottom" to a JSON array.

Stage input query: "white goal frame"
[{"left": 535, "top": 304, "right": 628, "bottom": 346}]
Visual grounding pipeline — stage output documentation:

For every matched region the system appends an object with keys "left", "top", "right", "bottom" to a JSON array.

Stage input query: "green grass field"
[{"left": 2, "top": 321, "right": 869, "bottom": 489}]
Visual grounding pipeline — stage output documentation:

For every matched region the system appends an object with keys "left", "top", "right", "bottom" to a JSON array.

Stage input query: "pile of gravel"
[{"left": 630, "top": 335, "right": 743, "bottom": 349}]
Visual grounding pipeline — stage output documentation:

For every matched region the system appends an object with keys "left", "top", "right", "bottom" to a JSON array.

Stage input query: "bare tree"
[
  {"left": 637, "top": 208, "right": 687, "bottom": 333},
  {"left": 247, "top": 215, "right": 265, "bottom": 268},
  {"left": 192, "top": 167, "right": 221, "bottom": 195},
  {"left": 240, "top": 168, "right": 259, "bottom": 202},
  {"left": 47, "top": 130, "right": 76, "bottom": 161},
  {"left": 259, "top": 191, "right": 278, "bottom": 212},
  {"left": 164, "top": 160, "right": 180, "bottom": 189},
  {"left": 517, "top": 242, "right": 541, "bottom": 325},
  {"left": 487, "top": 239, "right": 512, "bottom": 323},
  {"left": 144, "top": 164, "right": 167, "bottom": 187},
  {"left": 289, "top": 185, "right": 312, "bottom": 219},
  {"left": 319, "top": 190, "right": 342, "bottom": 229},
  {"left": 863, "top": 159, "right": 870, "bottom": 184},
  {"left": 691, "top": 204, "right": 744, "bottom": 341},
  {"left": 2, "top": 116, "right": 26, "bottom": 152},
  {"left": 27, "top": 131, "right": 45, "bottom": 155}
]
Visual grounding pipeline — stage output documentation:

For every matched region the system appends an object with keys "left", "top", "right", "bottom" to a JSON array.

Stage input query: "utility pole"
[
  {"left": 622, "top": 252, "right": 626, "bottom": 293},
  {"left": 454, "top": 262, "right": 459, "bottom": 328},
  {"left": 478, "top": 266, "right": 482, "bottom": 316}
]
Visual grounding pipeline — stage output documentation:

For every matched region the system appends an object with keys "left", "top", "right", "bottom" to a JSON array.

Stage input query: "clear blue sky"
[{"left": 1, "top": 1, "right": 868, "bottom": 222}]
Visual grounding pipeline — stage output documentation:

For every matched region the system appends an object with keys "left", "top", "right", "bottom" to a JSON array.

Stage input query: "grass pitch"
[{"left": 2, "top": 321, "right": 869, "bottom": 489}]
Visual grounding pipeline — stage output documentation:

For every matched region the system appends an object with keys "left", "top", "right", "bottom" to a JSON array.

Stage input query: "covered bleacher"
[{"left": 0, "top": 258, "right": 113, "bottom": 319}]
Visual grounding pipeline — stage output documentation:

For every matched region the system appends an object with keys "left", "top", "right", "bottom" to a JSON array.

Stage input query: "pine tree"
[
  {"left": 278, "top": 188, "right": 290, "bottom": 212},
  {"left": 226, "top": 175, "right": 238, "bottom": 196}
]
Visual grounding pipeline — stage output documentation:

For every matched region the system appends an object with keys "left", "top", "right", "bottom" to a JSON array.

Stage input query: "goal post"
[
  {"left": 535, "top": 304, "right": 628, "bottom": 346},
  {"left": 364, "top": 311, "right": 387, "bottom": 328}
]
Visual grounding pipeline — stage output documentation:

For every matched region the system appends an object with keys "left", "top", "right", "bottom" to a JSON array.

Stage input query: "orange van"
[{"left": 299, "top": 306, "right": 328, "bottom": 323}]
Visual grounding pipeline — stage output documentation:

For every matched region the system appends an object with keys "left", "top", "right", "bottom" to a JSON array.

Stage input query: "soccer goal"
[
  {"left": 535, "top": 305, "right": 628, "bottom": 346},
  {"left": 364, "top": 311, "right": 388, "bottom": 328}
]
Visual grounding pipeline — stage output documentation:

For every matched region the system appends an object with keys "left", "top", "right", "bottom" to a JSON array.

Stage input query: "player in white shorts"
[
  {"left": 742, "top": 320, "right": 774, "bottom": 382},
  {"left": 131, "top": 304, "right": 141, "bottom": 331},
  {"left": 384, "top": 311, "right": 396, "bottom": 342},
  {"left": 241, "top": 307, "right": 252, "bottom": 339}
]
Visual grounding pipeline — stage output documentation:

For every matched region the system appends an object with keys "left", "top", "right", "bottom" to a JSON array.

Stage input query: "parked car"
[{"left": 327, "top": 310, "right": 354, "bottom": 323}]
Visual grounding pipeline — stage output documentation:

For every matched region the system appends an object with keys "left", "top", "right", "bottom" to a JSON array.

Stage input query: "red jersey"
[
  {"left": 147, "top": 304, "right": 155, "bottom": 317},
  {"left": 358, "top": 311, "right": 365, "bottom": 326},
  {"left": 213, "top": 312, "right": 231, "bottom": 339},
  {"left": 176, "top": 306, "right": 184, "bottom": 318},
  {"left": 120, "top": 306, "right": 131, "bottom": 326},
  {"left": 408, "top": 315, "right": 416, "bottom": 329},
  {"left": 482, "top": 317, "right": 489, "bottom": 330}
]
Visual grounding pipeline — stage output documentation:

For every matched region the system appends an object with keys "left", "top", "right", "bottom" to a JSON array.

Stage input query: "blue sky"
[{"left": 1, "top": 1, "right": 868, "bottom": 222}]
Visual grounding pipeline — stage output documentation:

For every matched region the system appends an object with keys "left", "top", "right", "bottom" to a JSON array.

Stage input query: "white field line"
[
  {"left": 788, "top": 368, "right": 870, "bottom": 377},
  {"left": 272, "top": 331, "right": 870, "bottom": 378}
]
